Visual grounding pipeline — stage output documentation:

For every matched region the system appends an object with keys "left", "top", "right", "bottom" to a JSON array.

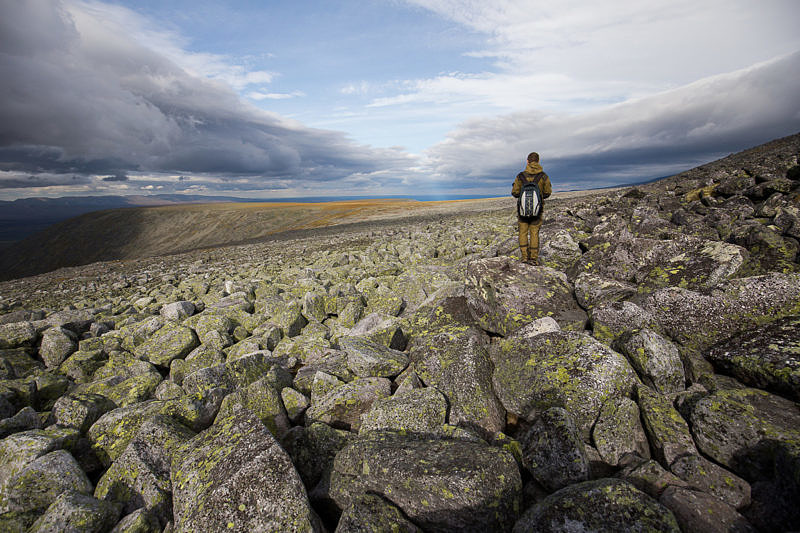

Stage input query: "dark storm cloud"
[
  {"left": 426, "top": 51, "right": 800, "bottom": 188},
  {"left": 0, "top": 0, "right": 408, "bottom": 187},
  {"left": 102, "top": 173, "right": 129, "bottom": 182}
]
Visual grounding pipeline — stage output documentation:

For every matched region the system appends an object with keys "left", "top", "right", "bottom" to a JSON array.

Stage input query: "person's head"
[{"left": 527, "top": 152, "right": 540, "bottom": 164}]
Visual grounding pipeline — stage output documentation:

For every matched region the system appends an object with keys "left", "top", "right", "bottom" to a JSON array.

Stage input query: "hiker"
[{"left": 512, "top": 152, "right": 552, "bottom": 265}]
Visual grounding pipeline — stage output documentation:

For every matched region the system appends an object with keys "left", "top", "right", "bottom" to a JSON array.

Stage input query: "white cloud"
[
  {"left": 423, "top": 52, "right": 800, "bottom": 187},
  {"left": 392, "top": 0, "right": 799, "bottom": 115},
  {"left": 247, "top": 91, "right": 305, "bottom": 101}
]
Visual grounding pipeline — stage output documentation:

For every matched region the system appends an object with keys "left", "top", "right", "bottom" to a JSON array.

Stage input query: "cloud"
[
  {"left": 424, "top": 52, "right": 800, "bottom": 188},
  {"left": 102, "top": 173, "right": 128, "bottom": 182},
  {"left": 0, "top": 0, "right": 410, "bottom": 192}
]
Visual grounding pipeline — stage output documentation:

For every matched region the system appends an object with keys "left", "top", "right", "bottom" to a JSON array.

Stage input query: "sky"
[{"left": 1, "top": 0, "right": 799, "bottom": 200}]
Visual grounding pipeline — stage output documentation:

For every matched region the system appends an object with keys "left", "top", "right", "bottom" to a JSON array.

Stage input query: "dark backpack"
[{"left": 517, "top": 173, "right": 543, "bottom": 218}]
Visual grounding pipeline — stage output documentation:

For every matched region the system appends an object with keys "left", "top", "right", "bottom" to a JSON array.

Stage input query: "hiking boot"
[{"left": 527, "top": 258, "right": 539, "bottom": 266}]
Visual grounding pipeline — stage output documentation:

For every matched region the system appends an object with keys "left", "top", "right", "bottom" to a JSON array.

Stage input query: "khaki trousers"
[{"left": 518, "top": 217, "right": 542, "bottom": 260}]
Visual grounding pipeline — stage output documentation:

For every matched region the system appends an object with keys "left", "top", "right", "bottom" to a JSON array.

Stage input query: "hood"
[{"left": 524, "top": 161, "right": 543, "bottom": 175}]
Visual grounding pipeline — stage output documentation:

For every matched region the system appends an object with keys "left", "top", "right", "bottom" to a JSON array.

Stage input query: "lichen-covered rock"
[
  {"left": 407, "top": 296, "right": 505, "bottom": 437},
  {"left": 39, "top": 326, "right": 78, "bottom": 369},
  {"left": 27, "top": 490, "right": 121, "bottom": 533},
  {"left": 644, "top": 273, "right": 800, "bottom": 353},
  {"left": 592, "top": 396, "right": 650, "bottom": 466},
  {"left": 53, "top": 392, "right": 117, "bottom": 433},
  {"left": 466, "top": 257, "right": 587, "bottom": 334},
  {"left": 133, "top": 323, "right": 199, "bottom": 368},
  {"left": 281, "top": 387, "right": 310, "bottom": 423},
  {"left": 335, "top": 493, "right": 422, "bottom": 533},
  {"left": 181, "top": 351, "right": 275, "bottom": 396},
  {"left": 574, "top": 236, "right": 747, "bottom": 292},
  {"left": 272, "top": 299, "right": 308, "bottom": 337},
  {"left": 187, "top": 312, "right": 234, "bottom": 348},
  {"left": 2, "top": 449, "right": 92, "bottom": 513},
  {"left": 305, "top": 377, "right": 391, "bottom": 432},
  {"left": 340, "top": 336, "right": 408, "bottom": 378},
  {"left": 72, "top": 371, "right": 162, "bottom": 409},
  {"left": 171, "top": 405, "right": 321, "bottom": 532},
  {"left": 217, "top": 377, "right": 290, "bottom": 438},
  {"left": 0, "top": 347, "right": 43, "bottom": 378},
  {"left": 119, "top": 316, "right": 165, "bottom": 352},
  {"left": 617, "top": 329, "right": 685, "bottom": 394},
  {"left": 159, "top": 301, "right": 195, "bottom": 321},
  {"left": 169, "top": 343, "right": 225, "bottom": 386},
  {"left": 688, "top": 387, "right": 800, "bottom": 480},
  {"left": 360, "top": 387, "right": 448, "bottom": 435},
  {"left": 330, "top": 431, "right": 522, "bottom": 532},
  {"left": 513, "top": 478, "right": 680, "bottom": 533},
  {"left": 706, "top": 315, "right": 800, "bottom": 401},
  {"left": 574, "top": 272, "right": 637, "bottom": 310},
  {"left": 670, "top": 454, "right": 751, "bottom": 509},
  {"left": 283, "top": 421, "right": 355, "bottom": 489},
  {"left": 492, "top": 330, "right": 638, "bottom": 438},
  {"left": 659, "top": 486, "right": 756, "bottom": 533},
  {"left": 94, "top": 415, "right": 195, "bottom": 526},
  {"left": 0, "top": 431, "right": 60, "bottom": 508},
  {"left": 58, "top": 349, "right": 107, "bottom": 384},
  {"left": 0, "top": 321, "right": 37, "bottom": 349},
  {"left": 293, "top": 350, "right": 353, "bottom": 396},
  {"left": 520, "top": 407, "right": 589, "bottom": 492},
  {"left": 0, "top": 406, "right": 42, "bottom": 438},
  {"left": 637, "top": 386, "right": 697, "bottom": 467},
  {"left": 590, "top": 300, "right": 658, "bottom": 346},
  {"left": 109, "top": 508, "right": 161, "bottom": 533},
  {"left": 617, "top": 458, "right": 687, "bottom": 499}
]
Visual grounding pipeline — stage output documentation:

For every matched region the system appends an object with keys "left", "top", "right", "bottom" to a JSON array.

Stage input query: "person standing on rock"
[{"left": 512, "top": 151, "right": 552, "bottom": 265}]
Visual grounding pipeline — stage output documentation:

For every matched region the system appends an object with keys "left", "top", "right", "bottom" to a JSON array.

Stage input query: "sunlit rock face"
[{"left": 0, "top": 134, "right": 799, "bottom": 532}]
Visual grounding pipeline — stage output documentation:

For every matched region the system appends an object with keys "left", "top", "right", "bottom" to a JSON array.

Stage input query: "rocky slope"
[{"left": 0, "top": 132, "right": 798, "bottom": 532}]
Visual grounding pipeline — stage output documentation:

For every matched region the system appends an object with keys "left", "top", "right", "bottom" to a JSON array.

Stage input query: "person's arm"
[
  {"left": 541, "top": 173, "right": 552, "bottom": 199},
  {"left": 512, "top": 174, "right": 521, "bottom": 197}
]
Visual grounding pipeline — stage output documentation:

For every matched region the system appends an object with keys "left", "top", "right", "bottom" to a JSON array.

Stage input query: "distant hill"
[
  {"left": 0, "top": 197, "right": 511, "bottom": 280},
  {"left": 0, "top": 193, "right": 263, "bottom": 244}
]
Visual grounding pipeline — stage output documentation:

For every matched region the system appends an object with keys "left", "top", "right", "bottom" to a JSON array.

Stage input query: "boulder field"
[{"left": 0, "top": 133, "right": 799, "bottom": 532}]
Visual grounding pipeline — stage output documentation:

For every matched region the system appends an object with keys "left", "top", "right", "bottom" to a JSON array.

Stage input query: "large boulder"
[
  {"left": 706, "top": 315, "right": 800, "bottom": 401},
  {"left": 0, "top": 321, "right": 37, "bottom": 349},
  {"left": 335, "top": 493, "right": 422, "bottom": 533},
  {"left": 305, "top": 377, "right": 391, "bottom": 432},
  {"left": 94, "top": 415, "right": 195, "bottom": 526},
  {"left": 574, "top": 236, "right": 747, "bottom": 292},
  {"left": 330, "top": 431, "right": 522, "bottom": 532},
  {"left": 406, "top": 296, "right": 505, "bottom": 437},
  {"left": 670, "top": 454, "right": 751, "bottom": 510},
  {"left": 360, "top": 387, "right": 449, "bottom": 435},
  {"left": 339, "top": 336, "right": 408, "bottom": 378},
  {"left": 216, "top": 376, "right": 290, "bottom": 439},
  {"left": 659, "top": 486, "right": 755, "bottom": 533},
  {"left": 2, "top": 449, "right": 92, "bottom": 514},
  {"left": 27, "top": 491, "right": 121, "bottom": 533},
  {"left": 492, "top": 329, "right": 639, "bottom": 438},
  {"left": 688, "top": 387, "right": 800, "bottom": 480},
  {"left": 592, "top": 396, "right": 650, "bottom": 466},
  {"left": 171, "top": 405, "right": 321, "bottom": 532},
  {"left": 643, "top": 273, "right": 800, "bottom": 353},
  {"left": 39, "top": 327, "right": 77, "bottom": 369},
  {"left": 133, "top": 322, "right": 199, "bottom": 368},
  {"left": 617, "top": 329, "right": 685, "bottom": 394},
  {"left": 465, "top": 256, "right": 587, "bottom": 334},
  {"left": 520, "top": 407, "right": 589, "bottom": 492},
  {"left": 636, "top": 386, "right": 697, "bottom": 467},
  {"left": 513, "top": 478, "right": 680, "bottom": 532}
]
